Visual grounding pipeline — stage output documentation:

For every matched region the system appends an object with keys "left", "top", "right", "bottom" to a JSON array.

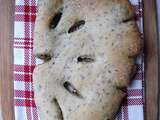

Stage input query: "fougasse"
[{"left": 33, "top": 0, "right": 142, "bottom": 120}]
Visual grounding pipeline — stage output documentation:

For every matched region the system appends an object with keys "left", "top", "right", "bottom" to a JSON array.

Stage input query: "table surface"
[
  {"left": 156, "top": 1, "right": 160, "bottom": 119},
  {"left": 143, "top": 1, "right": 160, "bottom": 120},
  {"left": 0, "top": 0, "right": 159, "bottom": 120}
]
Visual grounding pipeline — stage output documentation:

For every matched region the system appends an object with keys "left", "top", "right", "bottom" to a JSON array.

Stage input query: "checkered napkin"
[{"left": 14, "top": 0, "right": 144, "bottom": 120}]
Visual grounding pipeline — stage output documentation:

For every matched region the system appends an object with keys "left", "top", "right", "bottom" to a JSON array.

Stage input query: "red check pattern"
[{"left": 14, "top": 0, "right": 144, "bottom": 120}]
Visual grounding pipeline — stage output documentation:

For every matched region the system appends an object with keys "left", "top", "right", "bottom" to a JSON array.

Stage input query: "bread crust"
[{"left": 33, "top": 0, "right": 141, "bottom": 119}]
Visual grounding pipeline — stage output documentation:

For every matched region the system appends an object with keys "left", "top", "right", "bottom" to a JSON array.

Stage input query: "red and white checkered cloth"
[{"left": 14, "top": 0, "right": 144, "bottom": 120}]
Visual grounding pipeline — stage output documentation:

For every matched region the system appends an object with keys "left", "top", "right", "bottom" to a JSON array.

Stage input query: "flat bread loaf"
[{"left": 33, "top": 0, "right": 141, "bottom": 119}]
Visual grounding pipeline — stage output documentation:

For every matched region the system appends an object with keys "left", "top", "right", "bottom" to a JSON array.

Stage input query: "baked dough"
[{"left": 33, "top": 0, "right": 141, "bottom": 120}]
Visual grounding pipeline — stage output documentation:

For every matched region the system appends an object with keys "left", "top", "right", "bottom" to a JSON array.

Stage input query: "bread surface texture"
[{"left": 33, "top": 0, "right": 141, "bottom": 120}]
